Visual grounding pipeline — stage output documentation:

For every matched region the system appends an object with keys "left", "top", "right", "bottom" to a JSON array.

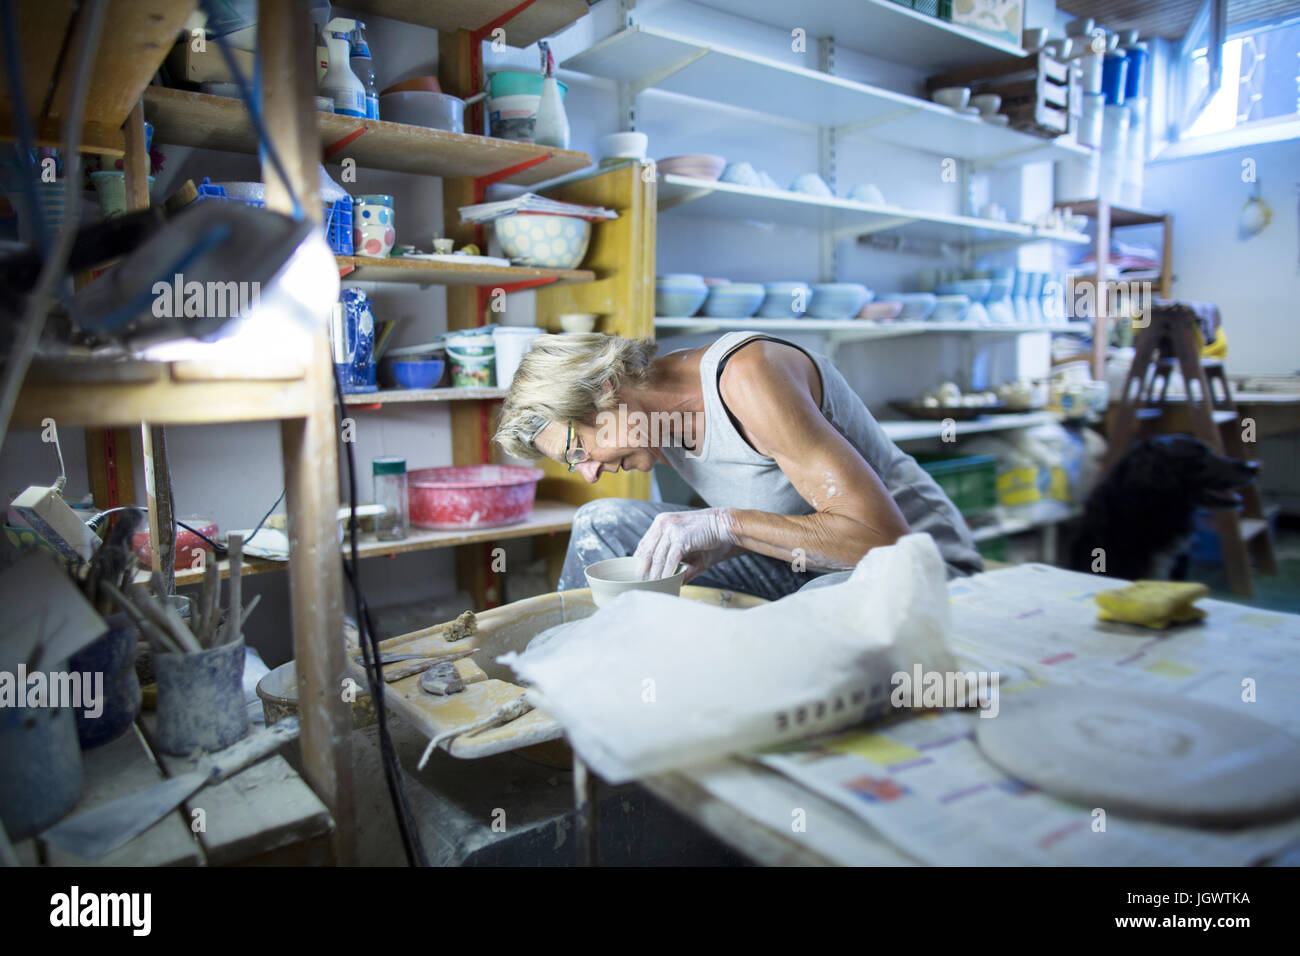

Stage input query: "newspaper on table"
[
  {"left": 757, "top": 564, "right": 1300, "bottom": 865},
  {"left": 458, "top": 193, "right": 619, "bottom": 224}
]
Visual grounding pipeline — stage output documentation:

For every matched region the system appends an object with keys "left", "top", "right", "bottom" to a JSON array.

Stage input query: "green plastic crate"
[
  {"left": 977, "top": 535, "right": 1008, "bottom": 563},
  {"left": 916, "top": 453, "right": 998, "bottom": 518}
]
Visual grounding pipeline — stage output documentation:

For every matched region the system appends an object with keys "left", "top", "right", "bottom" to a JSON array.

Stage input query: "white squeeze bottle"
[
  {"left": 320, "top": 17, "right": 366, "bottom": 117},
  {"left": 533, "top": 41, "right": 569, "bottom": 149}
]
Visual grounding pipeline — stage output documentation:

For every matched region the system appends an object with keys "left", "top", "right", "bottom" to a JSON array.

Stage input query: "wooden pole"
[{"left": 259, "top": 0, "right": 355, "bottom": 864}]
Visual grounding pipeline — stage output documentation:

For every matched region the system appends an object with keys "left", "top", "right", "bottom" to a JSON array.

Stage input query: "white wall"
[{"left": 1135, "top": 137, "right": 1300, "bottom": 375}]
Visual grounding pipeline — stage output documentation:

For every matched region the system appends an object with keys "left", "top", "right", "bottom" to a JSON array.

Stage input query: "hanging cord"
[
  {"left": 332, "top": 363, "right": 429, "bottom": 866},
  {"left": 0, "top": 0, "right": 108, "bottom": 458}
]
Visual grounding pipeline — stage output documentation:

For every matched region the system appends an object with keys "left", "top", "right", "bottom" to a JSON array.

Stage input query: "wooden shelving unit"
[
  {"left": 342, "top": 386, "right": 508, "bottom": 405},
  {"left": 1056, "top": 198, "right": 1174, "bottom": 378}
]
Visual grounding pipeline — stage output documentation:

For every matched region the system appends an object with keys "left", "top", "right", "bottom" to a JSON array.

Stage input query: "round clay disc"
[{"left": 974, "top": 685, "right": 1300, "bottom": 827}]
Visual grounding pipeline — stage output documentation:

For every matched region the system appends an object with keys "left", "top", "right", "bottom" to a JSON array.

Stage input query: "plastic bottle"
[
  {"left": 320, "top": 17, "right": 366, "bottom": 117},
  {"left": 310, "top": 0, "right": 330, "bottom": 85},
  {"left": 533, "top": 41, "right": 569, "bottom": 149},
  {"left": 350, "top": 21, "right": 380, "bottom": 120}
]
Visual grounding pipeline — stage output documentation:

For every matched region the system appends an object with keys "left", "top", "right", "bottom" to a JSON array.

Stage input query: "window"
[{"left": 1164, "top": 4, "right": 1300, "bottom": 157}]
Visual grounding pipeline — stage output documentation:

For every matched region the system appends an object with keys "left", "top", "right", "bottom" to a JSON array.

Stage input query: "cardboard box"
[
  {"left": 944, "top": 0, "right": 1024, "bottom": 47},
  {"left": 164, "top": 40, "right": 255, "bottom": 86}
]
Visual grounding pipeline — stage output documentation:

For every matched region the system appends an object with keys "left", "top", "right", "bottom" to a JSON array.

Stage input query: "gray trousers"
[{"left": 559, "top": 498, "right": 829, "bottom": 602}]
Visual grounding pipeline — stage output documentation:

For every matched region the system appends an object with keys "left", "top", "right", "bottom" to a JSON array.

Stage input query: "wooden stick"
[
  {"left": 198, "top": 555, "right": 219, "bottom": 646},
  {"left": 238, "top": 593, "right": 262, "bottom": 631},
  {"left": 226, "top": 533, "right": 244, "bottom": 646},
  {"left": 131, "top": 583, "right": 202, "bottom": 654},
  {"left": 100, "top": 580, "right": 184, "bottom": 655}
]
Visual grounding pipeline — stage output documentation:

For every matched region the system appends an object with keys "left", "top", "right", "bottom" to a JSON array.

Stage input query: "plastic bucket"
[
  {"left": 492, "top": 326, "right": 542, "bottom": 389},
  {"left": 1101, "top": 53, "right": 1129, "bottom": 106},
  {"left": 487, "top": 72, "right": 566, "bottom": 143},
  {"left": 155, "top": 638, "right": 249, "bottom": 755},
  {"left": 447, "top": 333, "right": 496, "bottom": 387},
  {"left": 1124, "top": 45, "right": 1148, "bottom": 99}
]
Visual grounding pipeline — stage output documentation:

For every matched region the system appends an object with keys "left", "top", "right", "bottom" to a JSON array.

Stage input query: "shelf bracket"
[
  {"left": 832, "top": 215, "right": 919, "bottom": 244},
  {"left": 337, "top": 264, "right": 355, "bottom": 279},
  {"left": 629, "top": 48, "right": 709, "bottom": 98},
  {"left": 495, "top": 277, "right": 559, "bottom": 294},
  {"left": 470, "top": 0, "right": 543, "bottom": 46},
  {"left": 969, "top": 142, "right": 1052, "bottom": 171}
]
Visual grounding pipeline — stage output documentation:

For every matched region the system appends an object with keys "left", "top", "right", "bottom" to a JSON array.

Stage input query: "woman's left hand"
[{"left": 634, "top": 508, "right": 737, "bottom": 582}]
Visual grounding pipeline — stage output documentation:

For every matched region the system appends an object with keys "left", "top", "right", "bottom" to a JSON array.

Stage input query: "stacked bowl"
[
  {"left": 655, "top": 274, "right": 709, "bottom": 317},
  {"left": 807, "top": 283, "right": 872, "bottom": 319},
  {"left": 702, "top": 282, "right": 765, "bottom": 318},
  {"left": 758, "top": 281, "right": 812, "bottom": 319}
]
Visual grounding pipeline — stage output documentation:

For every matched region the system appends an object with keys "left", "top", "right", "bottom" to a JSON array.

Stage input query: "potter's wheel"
[{"left": 974, "top": 685, "right": 1300, "bottom": 827}]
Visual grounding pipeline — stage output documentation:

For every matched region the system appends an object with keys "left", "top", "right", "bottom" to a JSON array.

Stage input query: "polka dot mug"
[{"left": 353, "top": 194, "right": 396, "bottom": 258}]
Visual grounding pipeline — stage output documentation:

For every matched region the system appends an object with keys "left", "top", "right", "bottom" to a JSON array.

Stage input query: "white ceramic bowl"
[
  {"left": 584, "top": 556, "right": 687, "bottom": 608},
  {"left": 494, "top": 213, "right": 591, "bottom": 268},
  {"left": 790, "top": 173, "right": 832, "bottom": 197},
  {"left": 657, "top": 154, "right": 726, "bottom": 181},
  {"left": 882, "top": 292, "right": 938, "bottom": 321},
  {"left": 558, "top": 313, "right": 598, "bottom": 333},
  {"left": 932, "top": 86, "right": 971, "bottom": 110},
  {"left": 931, "top": 294, "right": 972, "bottom": 322},
  {"left": 598, "top": 131, "right": 648, "bottom": 162},
  {"left": 971, "top": 94, "right": 1002, "bottom": 115}
]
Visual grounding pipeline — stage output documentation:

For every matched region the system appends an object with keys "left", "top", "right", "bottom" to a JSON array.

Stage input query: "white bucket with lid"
[{"left": 493, "top": 326, "right": 542, "bottom": 390}]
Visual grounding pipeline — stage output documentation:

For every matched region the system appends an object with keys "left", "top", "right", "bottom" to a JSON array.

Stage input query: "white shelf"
[
  {"left": 695, "top": 0, "right": 1026, "bottom": 72},
  {"left": 655, "top": 317, "right": 1091, "bottom": 342},
  {"left": 970, "top": 507, "right": 1082, "bottom": 542},
  {"left": 563, "top": 26, "right": 1089, "bottom": 167},
  {"left": 342, "top": 387, "right": 507, "bottom": 405},
  {"left": 878, "top": 411, "right": 1060, "bottom": 443},
  {"left": 658, "top": 174, "right": 1090, "bottom": 247}
]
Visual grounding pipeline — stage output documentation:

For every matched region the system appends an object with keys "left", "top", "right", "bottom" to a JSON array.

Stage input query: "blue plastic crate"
[{"left": 193, "top": 178, "right": 352, "bottom": 255}]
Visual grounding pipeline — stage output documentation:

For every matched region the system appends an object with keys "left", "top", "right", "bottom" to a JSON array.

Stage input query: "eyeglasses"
[{"left": 564, "top": 420, "right": 589, "bottom": 471}]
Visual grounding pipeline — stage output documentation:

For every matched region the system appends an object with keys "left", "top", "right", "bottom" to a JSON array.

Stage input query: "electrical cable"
[
  {"left": 90, "top": 487, "right": 284, "bottom": 557},
  {"left": 0, "top": 0, "right": 108, "bottom": 458},
  {"left": 332, "top": 362, "right": 429, "bottom": 866}
]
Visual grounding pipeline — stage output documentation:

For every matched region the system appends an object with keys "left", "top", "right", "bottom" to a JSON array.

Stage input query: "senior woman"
[{"left": 495, "top": 331, "right": 982, "bottom": 600}]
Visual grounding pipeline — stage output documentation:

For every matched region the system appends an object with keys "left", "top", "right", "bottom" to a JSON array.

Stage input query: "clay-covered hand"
[{"left": 634, "top": 508, "right": 737, "bottom": 583}]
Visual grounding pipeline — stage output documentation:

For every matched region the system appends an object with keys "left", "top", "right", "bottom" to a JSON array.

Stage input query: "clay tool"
[
  {"left": 41, "top": 717, "right": 301, "bottom": 860},
  {"left": 416, "top": 696, "right": 533, "bottom": 770},
  {"left": 196, "top": 556, "right": 219, "bottom": 646},
  {"left": 225, "top": 532, "right": 243, "bottom": 645},
  {"left": 418, "top": 660, "right": 464, "bottom": 696}
]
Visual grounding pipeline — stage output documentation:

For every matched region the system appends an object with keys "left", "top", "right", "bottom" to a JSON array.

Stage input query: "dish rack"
[{"left": 194, "top": 177, "right": 353, "bottom": 255}]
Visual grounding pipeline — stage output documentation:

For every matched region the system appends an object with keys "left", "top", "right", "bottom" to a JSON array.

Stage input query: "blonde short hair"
[{"left": 494, "top": 333, "right": 657, "bottom": 460}]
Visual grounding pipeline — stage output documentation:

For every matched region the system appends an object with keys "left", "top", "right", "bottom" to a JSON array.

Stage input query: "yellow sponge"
[{"left": 1095, "top": 581, "right": 1209, "bottom": 629}]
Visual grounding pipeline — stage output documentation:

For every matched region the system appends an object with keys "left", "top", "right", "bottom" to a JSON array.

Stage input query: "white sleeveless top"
[{"left": 659, "top": 331, "right": 982, "bottom": 576}]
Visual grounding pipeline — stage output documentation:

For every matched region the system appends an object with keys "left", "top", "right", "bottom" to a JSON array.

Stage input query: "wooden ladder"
[{"left": 1108, "top": 304, "right": 1277, "bottom": 595}]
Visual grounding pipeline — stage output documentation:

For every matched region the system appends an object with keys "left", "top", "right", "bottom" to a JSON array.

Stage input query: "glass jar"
[{"left": 372, "top": 456, "right": 408, "bottom": 541}]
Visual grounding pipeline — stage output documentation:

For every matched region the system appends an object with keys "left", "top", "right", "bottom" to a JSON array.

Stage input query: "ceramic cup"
[
  {"left": 433, "top": 238, "right": 455, "bottom": 254},
  {"left": 353, "top": 194, "right": 396, "bottom": 258}
]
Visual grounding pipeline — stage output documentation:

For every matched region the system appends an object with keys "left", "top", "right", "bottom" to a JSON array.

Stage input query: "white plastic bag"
[{"left": 499, "top": 533, "right": 959, "bottom": 783}]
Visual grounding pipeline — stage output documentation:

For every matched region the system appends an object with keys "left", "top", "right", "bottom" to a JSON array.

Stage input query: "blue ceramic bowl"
[
  {"left": 807, "top": 283, "right": 871, "bottom": 319},
  {"left": 702, "top": 282, "right": 765, "bottom": 318},
  {"left": 392, "top": 359, "right": 445, "bottom": 389},
  {"left": 758, "top": 281, "right": 812, "bottom": 318},
  {"left": 936, "top": 279, "right": 992, "bottom": 302},
  {"left": 656, "top": 275, "right": 708, "bottom": 317}
]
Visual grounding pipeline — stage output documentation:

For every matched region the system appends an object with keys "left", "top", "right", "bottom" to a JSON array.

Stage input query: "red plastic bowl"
[
  {"left": 408, "top": 465, "right": 544, "bottom": 530},
  {"left": 132, "top": 518, "right": 218, "bottom": 570}
]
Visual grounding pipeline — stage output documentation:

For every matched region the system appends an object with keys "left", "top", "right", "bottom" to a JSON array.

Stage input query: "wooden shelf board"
[
  {"left": 343, "top": 387, "right": 508, "bottom": 405},
  {"left": 695, "top": 0, "right": 1026, "bottom": 71},
  {"left": 13, "top": 357, "right": 312, "bottom": 428},
  {"left": 143, "top": 88, "right": 591, "bottom": 184},
  {"left": 344, "top": 0, "right": 588, "bottom": 47},
  {"left": 159, "top": 500, "right": 577, "bottom": 588},
  {"left": 339, "top": 256, "right": 595, "bottom": 287},
  {"left": 1055, "top": 199, "right": 1169, "bottom": 228}
]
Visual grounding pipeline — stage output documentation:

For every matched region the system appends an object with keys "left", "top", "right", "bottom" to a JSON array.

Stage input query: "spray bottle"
[
  {"left": 533, "top": 41, "right": 569, "bottom": 149},
  {"left": 350, "top": 21, "right": 380, "bottom": 120},
  {"left": 320, "top": 17, "right": 366, "bottom": 117}
]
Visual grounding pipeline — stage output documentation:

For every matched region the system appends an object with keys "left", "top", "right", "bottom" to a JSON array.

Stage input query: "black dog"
[{"left": 1069, "top": 435, "right": 1259, "bottom": 581}]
